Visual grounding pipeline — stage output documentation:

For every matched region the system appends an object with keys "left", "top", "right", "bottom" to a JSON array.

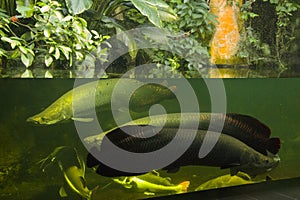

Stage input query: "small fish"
[
  {"left": 38, "top": 146, "right": 97, "bottom": 200},
  {"left": 84, "top": 113, "right": 280, "bottom": 155},
  {"left": 27, "top": 79, "right": 176, "bottom": 125},
  {"left": 86, "top": 126, "right": 280, "bottom": 177},
  {"left": 113, "top": 171, "right": 190, "bottom": 195},
  {"left": 195, "top": 172, "right": 257, "bottom": 191}
]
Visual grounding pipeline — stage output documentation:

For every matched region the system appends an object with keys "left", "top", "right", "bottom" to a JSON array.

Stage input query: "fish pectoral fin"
[
  {"left": 59, "top": 186, "right": 68, "bottom": 197},
  {"left": 72, "top": 117, "right": 94, "bottom": 122}
]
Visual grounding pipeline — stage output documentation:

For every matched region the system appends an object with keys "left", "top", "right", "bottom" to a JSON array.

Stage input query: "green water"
[{"left": 0, "top": 78, "right": 299, "bottom": 200}]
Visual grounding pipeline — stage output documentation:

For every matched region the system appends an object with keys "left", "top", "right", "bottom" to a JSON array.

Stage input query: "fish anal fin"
[{"left": 267, "top": 137, "right": 281, "bottom": 154}]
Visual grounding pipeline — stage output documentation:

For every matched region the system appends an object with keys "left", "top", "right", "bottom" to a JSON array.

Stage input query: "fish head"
[
  {"left": 235, "top": 151, "right": 280, "bottom": 177},
  {"left": 27, "top": 102, "right": 71, "bottom": 125},
  {"left": 63, "top": 166, "right": 93, "bottom": 199}
]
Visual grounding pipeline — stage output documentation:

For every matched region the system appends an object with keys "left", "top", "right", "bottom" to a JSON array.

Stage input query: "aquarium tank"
[{"left": 0, "top": 0, "right": 300, "bottom": 200}]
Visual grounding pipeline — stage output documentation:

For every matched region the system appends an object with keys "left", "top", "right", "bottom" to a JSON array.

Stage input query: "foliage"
[
  {"left": 264, "top": 0, "right": 300, "bottom": 69},
  {"left": 142, "top": 0, "right": 216, "bottom": 77},
  {"left": 64, "top": 0, "right": 93, "bottom": 15},
  {"left": 238, "top": 0, "right": 300, "bottom": 69},
  {"left": 0, "top": 0, "right": 108, "bottom": 69},
  {"left": 86, "top": 0, "right": 177, "bottom": 61},
  {"left": 0, "top": 0, "right": 16, "bottom": 16}
]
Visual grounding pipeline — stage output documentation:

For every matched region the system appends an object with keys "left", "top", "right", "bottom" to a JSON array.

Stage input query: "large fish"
[
  {"left": 27, "top": 79, "right": 175, "bottom": 125},
  {"left": 39, "top": 146, "right": 97, "bottom": 200},
  {"left": 113, "top": 171, "right": 190, "bottom": 195},
  {"left": 84, "top": 113, "right": 280, "bottom": 155},
  {"left": 86, "top": 126, "right": 280, "bottom": 178}
]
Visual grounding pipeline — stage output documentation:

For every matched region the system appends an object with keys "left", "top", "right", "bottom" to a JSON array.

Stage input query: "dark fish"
[
  {"left": 86, "top": 126, "right": 280, "bottom": 177},
  {"left": 84, "top": 113, "right": 280, "bottom": 155}
]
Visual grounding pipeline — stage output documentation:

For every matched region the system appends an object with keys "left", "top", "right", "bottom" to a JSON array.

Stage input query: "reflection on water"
[{"left": 0, "top": 78, "right": 299, "bottom": 199}]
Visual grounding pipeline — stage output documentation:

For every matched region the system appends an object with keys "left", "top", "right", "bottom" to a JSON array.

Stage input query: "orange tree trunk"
[{"left": 210, "top": 0, "right": 243, "bottom": 65}]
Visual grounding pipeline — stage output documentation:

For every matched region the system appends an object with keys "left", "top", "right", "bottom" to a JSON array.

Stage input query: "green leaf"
[
  {"left": 44, "top": 70, "right": 53, "bottom": 78},
  {"left": 44, "top": 27, "right": 51, "bottom": 38},
  {"left": 49, "top": 46, "right": 55, "bottom": 54},
  {"left": 62, "top": 16, "right": 73, "bottom": 22},
  {"left": 21, "top": 53, "right": 33, "bottom": 67},
  {"left": 157, "top": 10, "right": 178, "bottom": 22},
  {"left": 116, "top": 27, "right": 137, "bottom": 59},
  {"left": 21, "top": 69, "right": 34, "bottom": 78},
  {"left": 19, "top": 46, "right": 27, "bottom": 54},
  {"left": 16, "top": 0, "right": 35, "bottom": 18},
  {"left": 65, "top": 0, "right": 93, "bottom": 15},
  {"left": 45, "top": 55, "right": 53, "bottom": 67},
  {"left": 73, "top": 21, "right": 83, "bottom": 34},
  {"left": 58, "top": 45, "right": 71, "bottom": 60},
  {"left": 54, "top": 47, "right": 60, "bottom": 59},
  {"left": 130, "top": 0, "right": 162, "bottom": 27},
  {"left": 40, "top": 5, "right": 50, "bottom": 13},
  {"left": 75, "top": 51, "right": 84, "bottom": 60}
]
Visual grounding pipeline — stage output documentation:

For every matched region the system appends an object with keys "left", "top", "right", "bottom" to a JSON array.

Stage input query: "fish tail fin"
[
  {"left": 266, "top": 137, "right": 281, "bottom": 154},
  {"left": 179, "top": 181, "right": 190, "bottom": 192}
]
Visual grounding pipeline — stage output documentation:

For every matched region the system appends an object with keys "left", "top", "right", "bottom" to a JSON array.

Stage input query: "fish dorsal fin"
[{"left": 225, "top": 113, "right": 271, "bottom": 138}]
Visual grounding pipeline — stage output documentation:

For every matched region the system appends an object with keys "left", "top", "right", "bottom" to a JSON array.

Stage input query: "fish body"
[
  {"left": 113, "top": 172, "right": 189, "bottom": 195},
  {"left": 85, "top": 113, "right": 280, "bottom": 155},
  {"left": 87, "top": 126, "right": 280, "bottom": 177},
  {"left": 27, "top": 79, "right": 175, "bottom": 125},
  {"left": 195, "top": 172, "right": 256, "bottom": 191},
  {"left": 39, "top": 146, "right": 95, "bottom": 200}
]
